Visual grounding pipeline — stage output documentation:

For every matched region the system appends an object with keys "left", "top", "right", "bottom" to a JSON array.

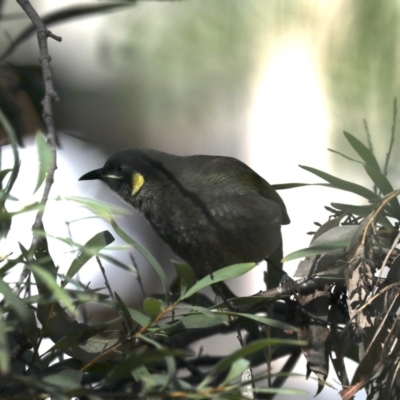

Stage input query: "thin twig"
[
  {"left": 383, "top": 97, "right": 397, "bottom": 177},
  {"left": 363, "top": 118, "right": 378, "bottom": 193},
  {"left": 97, "top": 256, "right": 132, "bottom": 333},
  {"left": 130, "top": 253, "right": 146, "bottom": 299},
  {"left": 15, "top": 0, "right": 61, "bottom": 288},
  {"left": 96, "top": 256, "right": 116, "bottom": 303}
]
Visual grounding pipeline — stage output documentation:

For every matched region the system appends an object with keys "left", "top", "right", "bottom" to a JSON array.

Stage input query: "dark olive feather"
[{"left": 79, "top": 148, "right": 289, "bottom": 278}]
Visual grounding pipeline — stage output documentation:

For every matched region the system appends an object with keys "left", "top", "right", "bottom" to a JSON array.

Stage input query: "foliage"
[
  {"left": 0, "top": 2, "right": 399, "bottom": 398},
  {"left": 281, "top": 100, "right": 400, "bottom": 399},
  {"left": 1, "top": 101, "right": 399, "bottom": 399},
  {"left": 0, "top": 125, "right": 305, "bottom": 398}
]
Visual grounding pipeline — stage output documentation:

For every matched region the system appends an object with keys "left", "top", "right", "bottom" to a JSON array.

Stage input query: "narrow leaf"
[
  {"left": 0, "top": 278, "right": 38, "bottom": 344},
  {"left": 331, "top": 202, "right": 392, "bottom": 229},
  {"left": 100, "top": 253, "right": 138, "bottom": 275},
  {"left": 128, "top": 308, "right": 151, "bottom": 327},
  {"left": 271, "top": 182, "right": 323, "bottom": 190},
  {"left": 0, "top": 315, "right": 11, "bottom": 374},
  {"left": 35, "top": 131, "right": 54, "bottom": 193},
  {"left": 283, "top": 240, "right": 349, "bottom": 262},
  {"left": 41, "top": 316, "right": 122, "bottom": 356},
  {"left": 131, "top": 365, "right": 150, "bottom": 382},
  {"left": 64, "top": 230, "right": 114, "bottom": 285},
  {"left": 114, "top": 292, "right": 135, "bottom": 332},
  {"left": 0, "top": 109, "right": 19, "bottom": 194},
  {"left": 364, "top": 166, "right": 395, "bottom": 194},
  {"left": 66, "top": 196, "right": 129, "bottom": 219},
  {"left": 138, "top": 335, "right": 177, "bottom": 391},
  {"left": 111, "top": 218, "right": 170, "bottom": 304},
  {"left": 328, "top": 148, "right": 364, "bottom": 164},
  {"left": 181, "top": 263, "right": 256, "bottom": 300},
  {"left": 174, "top": 262, "right": 196, "bottom": 295},
  {"left": 42, "top": 369, "right": 83, "bottom": 391},
  {"left": 215, "top": 310, "right": 297, "bottom": 332},
  {"left": 143, "top": 297, "right": 164, "bottom": 321},
  {"left": 343, "top": 131, "right": 381, "bottom": 171},
  {"left": 107, "top": 347, "right": 187, "bottom": 381},
  {"left": 0, "top": 169, "right": 11, "bottom": 183},
  {"left": 300, "top": 165, "right": 378, "bottom": 200},
  {"left": 198, "top": 338, "right": 306, "bottom": 388},
  {"left": 9, "top": 202, "right": 44, "bottom": 217},
  {"left": 177, "top": 312, "right": 229, "bottom": 329},
  {"left": 364, "top": 165, "right": 400, "bottom": 219},
  {"left": 221, "top": 358, "right": 250, "bottom": 385},
  {"left": 253, "top": 387, "right": 307, "bottom": 395},
  {"left": 31, "top": 265, "right": 75, "bottom": 314}
]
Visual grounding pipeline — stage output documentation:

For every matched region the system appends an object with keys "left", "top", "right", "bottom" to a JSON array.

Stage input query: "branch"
[{"left": 15, "top": 0, "right": 61, "bottom": 281}]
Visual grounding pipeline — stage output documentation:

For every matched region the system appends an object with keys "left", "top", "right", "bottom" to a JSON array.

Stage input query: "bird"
[{"left": 79, "top": 148, "right": 290, "bottom": 280}]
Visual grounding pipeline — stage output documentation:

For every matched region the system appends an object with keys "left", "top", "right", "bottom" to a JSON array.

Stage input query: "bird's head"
[{"left": 79, "top": 149, "right": 164, "bottom": 207}]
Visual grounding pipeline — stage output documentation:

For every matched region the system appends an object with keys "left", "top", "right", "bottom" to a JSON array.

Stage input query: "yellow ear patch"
[{"left": 132, "top": 173, "right": 145, "bottom": 195}]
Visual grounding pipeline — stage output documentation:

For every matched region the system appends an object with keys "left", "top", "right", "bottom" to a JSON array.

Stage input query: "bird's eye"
[{"left": 117, "top": 165, "right": 124, "bottom": 173}]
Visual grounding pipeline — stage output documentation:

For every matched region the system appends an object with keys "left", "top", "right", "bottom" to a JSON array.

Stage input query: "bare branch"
[{"left": 15, "top": 0, "right": 60, "bottom": 283}]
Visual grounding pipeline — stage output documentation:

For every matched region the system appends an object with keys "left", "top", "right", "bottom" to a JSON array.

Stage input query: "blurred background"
[{"left": 1, "top": 0, "right": 399, "bottom": 398}]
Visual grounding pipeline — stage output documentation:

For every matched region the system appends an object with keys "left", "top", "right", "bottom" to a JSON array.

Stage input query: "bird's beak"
[{"left": 79, "top": 168, "right": 103, "bottom": 181}]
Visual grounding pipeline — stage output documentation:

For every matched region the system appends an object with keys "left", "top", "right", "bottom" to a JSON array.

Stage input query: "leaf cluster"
[
  {"left": 278, "top": 100, "right": 400, "bottom": 399},
  {"left": 1, "top": 127, "right": 303, "bottom": 398}
]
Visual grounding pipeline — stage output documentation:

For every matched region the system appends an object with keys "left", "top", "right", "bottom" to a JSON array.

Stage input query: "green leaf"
[
  {"left": 364, "top": 166, "right": 395, "bottom": 195},
  {"left": 221, "top": 295, "right": 268, "bottom": 309},
  {"left": 181, "top": 263, "right": 256, "bottom": 300},
  {"left": 99, "top": 253, "right": 138, "bottom": 275},
  {"left": 343, "top": 131, "right": 381, "bottom": 171},
  {"left": 9, "top": 202, "right": 44, "bottom": 217},
  {"left": 0, "top": 315, "right": 11, "bottom": 374},
  {"left": 328, "top": 148, "right": 364, "bottom": 164},
  {"left": 221, "top": 358, "right": 250, "bottom": 386},
  {"left": 143, "top": 297, "right": 164, "bottom": 321},
  {"left": 0, "top": 109, "right": 19, "bottom": 194},
  {"left": 66, "top": 196, "right": 130, "bottom": 219},
  {"left": 64, "top": 230, "right": 114, "bottom": 285},
  {"left": 177, "top": 312, "right": 229, "bottom": 329},
  {"left": 107, "top": 346, "right": 188, "bottom": 381},
  {"left": 0, "top": 278, "right": 38, "bottom": 344},
  {"left": 198, "top": 338, "right": 306, "bottom": 389},
  {"left": 364, "top": 165, "right": 400, "bottom": 219},
  {"left": 300, "top": 165, "right": 378, "bottom": 200},
  {"left": 163, "top": 354, "right": 177, "bottom": 391},
  {"left": 252, "top": 387, "right": 307, "bottom": 395},
  {"left": 271, "top": 182, "right": 324, "bottom": 191},
  {"left": 42, "top": 369, "right": 83, "bottom": 391},
  {"left": 114, "top": 292, "right": 135, "bottom": 332},
  {"left": 111, "top": 218, "right": 170, "bottom": 304},
  {"left": 128, "top": 308, "right": 151, "bottom": 327},
  {"left": 30, "top": 265, "right": 75, "bottom": 314},
  {"left": 282, "top": 240, "right": 349, "bottom": 262},
  {"left": 41, "top": 316, "right": 122, "bottom": 356},
  {"left": 131, "top": 365, "right": 150, "bottom": 382},
  {"left": 331, "top": 202, "right": 393, "bottom": 229},
  {"left": 0, "top": 169, "right": 11, "bottom": 183},
  {"left": 0, "top": 206, "right": 11, "bottom": 239},
  {"left": 34, "top": 131, "right": 54, "bottom": 193},
  {"left": 174, "top": 262, "right": 196, "bottom": 296},
  {"left": 138, "top": 335, "right": 177, "bottom": 391},
  {"left": 214, "top": 311, "right": 297, "bottom": 332},
  {"left": 141, "top": 374, "right": 172, "bottom": 393}
]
